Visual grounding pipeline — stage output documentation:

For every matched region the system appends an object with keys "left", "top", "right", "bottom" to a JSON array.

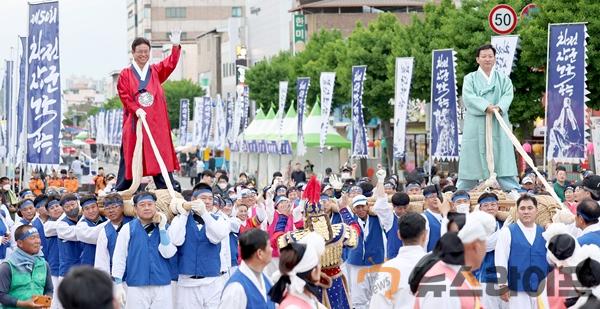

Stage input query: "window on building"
[
  {"left": 127, "top": 10, "right": 135, "bottom": 29},
  {"left": 166, "top": 7, "right": 186, "bottom": 18},
  {"left": 232, "top": 6, "right": 242, "bottom": 17}
]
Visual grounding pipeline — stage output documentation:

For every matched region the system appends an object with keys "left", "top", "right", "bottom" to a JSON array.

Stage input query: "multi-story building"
[
  {"left": 290, "top": 0, "right": 438, "bottom": 38},
  {"left": 63, "top": 76, "right": 106, "bottom": 107},
  {"left": 126, "top": 0, "right": 244, "bottom": 84},
  {"left": 245, "top": 0, "right": 293, "bottom": 66}
]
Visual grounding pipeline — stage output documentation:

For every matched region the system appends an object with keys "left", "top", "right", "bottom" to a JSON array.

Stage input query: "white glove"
[
  {"left": 329, "top": 174, "right": 343, "bottom": 190},
  {"left": 169, "top": 29, "right": 182, "bottom": 45},
  {"left": 376, "top": 168, "right": 386, "bottom": 183},
  {"left": 156, "top": 212, "right": 167, "bottom": 230},
  {"left": 135, "top": 108, "right": 146, "bottom": 118},
  {"left": 172, "top": 198, "right": 188, "bottom": 215},
  {"left": 292, "top": 205, "right": 304, "bottom": 223},
  {"left": 552, "top": 208, "right": 575, "bottom": 224},
  {"left": 114, "top": 283, "right": 126, "bottom": 308},
  {"left": 191, "top": 200, "right": 207, "bottom": 217},
  {"left": 255, "top": 204, "right": 267, "bottom": 223}
]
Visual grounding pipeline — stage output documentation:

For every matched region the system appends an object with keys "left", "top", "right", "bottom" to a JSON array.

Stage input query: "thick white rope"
[
  {"left": 485, "top": 112, "right": 497, "bottom": 186},
  {"left": 119, "top": 115, "right": 177, "bottom": 199},
  {"left": 490, "top": 110, "right": 563, "bottom": 206}
]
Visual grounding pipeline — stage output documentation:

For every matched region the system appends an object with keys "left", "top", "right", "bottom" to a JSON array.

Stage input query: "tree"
[
  {"left": 245, "top": 51, "right": 295, "bottom": 112},
  {"left": 162, "top": 79, "right": 204, "bottom": 128}
]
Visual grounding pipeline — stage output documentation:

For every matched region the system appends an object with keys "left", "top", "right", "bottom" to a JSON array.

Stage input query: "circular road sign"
[{"left": 488, "top": 4, "right": 518, "bottom": 35}]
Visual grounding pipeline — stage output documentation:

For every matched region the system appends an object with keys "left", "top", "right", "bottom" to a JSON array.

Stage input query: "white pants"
[
  {"left": 481, "top": 282, "right": 508, "bottom": 309},
  {"left": 51, "top": 276, "right": 63, "bottom": 309},
  {"left": 347, "top": 264, "right": 377, "bottom": 309},
  {"left": 176, "top": 275, "right": 225, "bottom": 309},
  {"left": 126, "top": 285, "right": 173, "bottom": 309}
]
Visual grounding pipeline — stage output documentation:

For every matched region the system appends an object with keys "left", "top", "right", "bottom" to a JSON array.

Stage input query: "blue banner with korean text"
[
  {"left": 16, "top": 36, "right": 27, "bottom": 164},
  {"left": 26, "top": 2, "right": 61, "bottom": 165},
  {"left": 430, "top": 49, "right": 459, "bottom": 161},
  {"left": 179, "top": 98, "right": 189, "bottom": 146},
  {"left": 296, "top": 77, "right": 310, "bottom": 156},
  {"left": 225, "top": 94, "right": 233, "bottom": 146},
  {"left": 545, "top": 23, "right": 588, "bottom": 163},
  {"left": 351, "top": 66, "right": 368, "bottom": 158},
  {"left": 200, "top": 97, "right": 212, "bottom": 149}
]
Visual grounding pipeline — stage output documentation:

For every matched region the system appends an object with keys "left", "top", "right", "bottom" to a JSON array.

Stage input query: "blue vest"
[
  {"left": 104, "top": 216, "right": 133, "bottom": 271},
  {"left": 225, "top": 269, "right": 275, "bottom": 309},
  {"left": 386, "top": 216, "right": 403, "bottom": 260},
  {"left": 0, "top": 218, "right": 7, "bottom": 260},
  {"left": 58, "top": 217, "right": 82, "bottom": 276},
  {"left": 424, "top": 211, "right": 441, "bottom": 252},
  {"left": 125, "top": 219, "right": 171, "bottom": 286},
  {"left": 330, "top": 212, "right": 350, "bottom": 262},
  {"left": 578, "top": 230, "right": 600, "bottom": 247},
  {"left": 46, "top": 235, "right": 60, "bottom": 276},
  {"left": 507, "top": 224, "right": 549, "bottom": 292},
  {"left": 229, "top": 232, "right": 239, "bottom": 267},
  {"left": 348, "top": 215, "right": 385, "bottom": 266},
  {"left": 80, "top": 217, "right": 106, "bottom": 266},
  {"left": 177, "top": 214, "right": 221, "bottom": 277},
  {"left": 474, "top": 220, "right": 503, "bottom": 283}
]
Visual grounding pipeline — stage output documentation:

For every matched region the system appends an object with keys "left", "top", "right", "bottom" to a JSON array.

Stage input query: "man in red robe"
[{"left": 115, "top": 31, "right": 181, "bottom": 191}]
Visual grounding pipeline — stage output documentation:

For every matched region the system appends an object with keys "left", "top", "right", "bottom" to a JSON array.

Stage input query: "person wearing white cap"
[
  {"left": 521, "top": 176, "right": 535, "bottom": 192},
  {"left": 414, "top": 211, "right": 496, "bottom": 309},
  {"left": 495, "top": 194, "right": 550, "bottom": 309},
  {"left": 346, "top": 168, "right": 394, "bottom": 309},
  {"left": 167, "top": 183, "right": 230, "bottom": 309},
  {"left": 268, "top": 232, "right": 326, "bottom": 308}
]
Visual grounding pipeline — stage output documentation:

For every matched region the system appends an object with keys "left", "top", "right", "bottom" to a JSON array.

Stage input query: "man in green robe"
[{"left": 457, "top": 44, "right": 520, "bottom": 192}]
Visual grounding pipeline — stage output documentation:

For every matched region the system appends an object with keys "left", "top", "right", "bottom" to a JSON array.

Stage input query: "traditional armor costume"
[{"left": 276, "top": 176, "right": 359, "bottom": 309}]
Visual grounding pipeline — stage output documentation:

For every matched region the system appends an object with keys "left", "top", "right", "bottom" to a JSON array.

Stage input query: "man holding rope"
[
  {"left": 457, "top": 44, "right": 520, "bottom": 192},
  {"left": 115, "top": 31, "right": 182, "bottom": 192}
]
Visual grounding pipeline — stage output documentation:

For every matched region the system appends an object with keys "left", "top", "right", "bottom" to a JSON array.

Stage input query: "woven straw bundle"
[
  {"left": 100, "top": 189, "right": 183, "bottom": 223},
  {"left": 505, "top": 195, "right": 562, "bottom": 226}
]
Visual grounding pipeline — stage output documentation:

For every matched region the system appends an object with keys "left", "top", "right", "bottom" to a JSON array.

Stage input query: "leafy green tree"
[
  {"left": 162, "top": 79, "right": 204, "bottom": 128},
  {"left": 246, "top": 51, "right": 295, "bottom": 112}
]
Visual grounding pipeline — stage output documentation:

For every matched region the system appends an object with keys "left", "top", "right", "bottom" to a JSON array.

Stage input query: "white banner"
[
  {"left": 591, "top": 117, "right": 600, "bottom": 173},
  {"left": 215, "top": 95, "right": 227, "bottom": 151},
  {"left": 192, "top": 97, "right": 203, "bottom": 145},
  {"left": 319, "top": 72, "right": 335, "bottom": 153},
  {"left": 491, "top": 35, "right": 519, "bottom": 76},
  {"left": 393, "top": 58, "right": 414, "bottom": 159},
  {"left": 278, "top": 81, "right": 288, "bottom": 141}
]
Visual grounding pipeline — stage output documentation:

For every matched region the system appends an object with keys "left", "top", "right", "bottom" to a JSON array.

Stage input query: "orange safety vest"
[
  {"left": 414, "top": 261, "right": 482, "bottom": 309},
  {"left": 64, "top": 178, "right": 79, "bottom": 193}
]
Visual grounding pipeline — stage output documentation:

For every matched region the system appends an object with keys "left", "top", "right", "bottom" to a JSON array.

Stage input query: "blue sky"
[{"left": 0, "top": 0, "right": 128, "bottom": 81}]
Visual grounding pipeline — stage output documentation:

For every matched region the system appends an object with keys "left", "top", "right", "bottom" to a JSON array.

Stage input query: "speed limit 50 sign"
[{"left": 489, "top": 4, "right": 518, "bottom": 35}]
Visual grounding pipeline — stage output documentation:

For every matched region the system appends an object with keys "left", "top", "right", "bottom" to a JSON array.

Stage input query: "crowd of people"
[{"left": 0, "top": 160, "right": 597, "bottom": 309}]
